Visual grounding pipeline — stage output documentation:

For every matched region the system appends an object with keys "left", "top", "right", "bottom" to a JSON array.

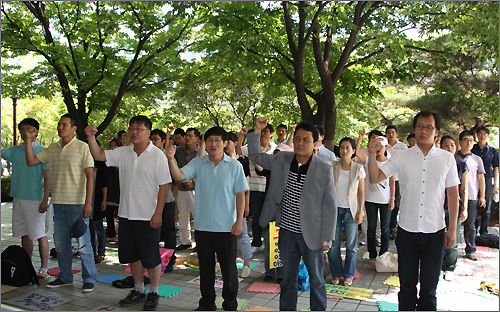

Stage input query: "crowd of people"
[{"left": 1, "top": 110, "right": 498, "bottom": 311}]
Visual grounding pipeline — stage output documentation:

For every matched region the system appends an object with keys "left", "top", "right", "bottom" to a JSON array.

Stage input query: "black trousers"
[
  {"left": 396, "top": 227, "right": 445, "bottom": 311},
  {"left": 105, "top": 205, "right": 118, "bottom": 238},
  {"left": 196, "top": 230, "right": 238, "bottom": 311},
  {"left": 390, "top": 181, "right": 401, "bottom": 229},
  {"left": 161, "top": 201, "right": 177, "bottom": 266}
]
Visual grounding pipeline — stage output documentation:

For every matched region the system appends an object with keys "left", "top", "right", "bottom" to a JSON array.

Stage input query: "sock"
[
  {"left": 40, "top": 267, "right": 48, "bottom": 272},
  {"left": 134, "top": 283, "right": 145, "bottom": 294},
  {"left": 150, "top": 285, "right": 159, "bottom": 294}
]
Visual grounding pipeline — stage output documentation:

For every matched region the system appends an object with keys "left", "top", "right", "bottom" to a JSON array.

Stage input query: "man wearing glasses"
[
  {"left": 247, "top": 117, "right": 337, "bottom": 311},
  {"left": 368, "top": 110, "right": 460, "bottom": 311},
  {"left": 174, "top": 127, "right": 203, "bottom": 250},
  {"left": 85, "top": 116, "right": 171, "bottom": 311},
  {"left": 471, "top": 126, "right": 499, "bottom": 236},
  {"left": 457, "top": 130, "right": 486, "bottom": 261}
]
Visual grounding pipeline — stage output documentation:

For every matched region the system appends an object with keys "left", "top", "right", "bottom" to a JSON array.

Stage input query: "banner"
[
  {"left": 325, "top": 284, "right": 374, "bottom": 301},
  {"left": 269, "top": 221, "right": 282, "bottom": 269},
  {"left": 125, "top": 248, "right": 174, "bottom": 276}
]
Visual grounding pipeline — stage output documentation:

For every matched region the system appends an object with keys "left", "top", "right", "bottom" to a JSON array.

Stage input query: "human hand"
[
  {"left": 166, "top": 124, "right": 175, "bottom": 134},
  {"left": 166, "top": 143, "right": 176, "bottom": 159},
  {"left": 444, "top": 228, "right": 456, "bottom": 248},
  {"left": 255, "top": 117, "right": 268, "bottom": 133},
  {"left": 359, "top": 129, "right": 366, "bottom": 138},
  {"left": 367, "top": 138, "right": 382, "bottom": 155},
  {"left": 320, "top": 239, "right": 331, "bottom": 251},
  {"left": 184, "top": 180, "right": 195, "bottom": 189},
  {"left": 388, "top": 199, "right": 395, "bottom": 211},
  {"left": 83, "top": 203, "right": 92, "bottom": 219},
  {"left": 231, "top": 221, "right": 243, "bottom": 236},
  {"left": 240, "top": 127, "right": 248, "bottom": 135},
  {"left": 355, "top": 211, "right": 363, "bottom": 224},
  {"left": 101, "top": 201, "right": 107, "bottom": 212},
  {"left": 493, "top": 186, "right": 498, "bottom": 195},
  {"left": 25, "top": 128, "right": 38, "bottom": 141},
  {"left": 244, "top": 207, "right": 250, "bottom": 218},
  {"left": 460, "top": 208, "right": 468, "bottom": 223},
  {"left": 150, "top": 212, "right": 162, "bottom": 229},
  {"left": 38, "top": 199, "right": 49, "bottom": 213},
  {"left": 85, "top": 125, "right": 98, "bottom": 137},
  {"left": 479, "top": 197, "right": 486, "bottom": 208}
]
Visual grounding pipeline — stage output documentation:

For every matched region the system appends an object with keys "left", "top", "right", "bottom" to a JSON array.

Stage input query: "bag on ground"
[
  {"left": 375, "top": 252, "right": 398, "bottom": 273},
  {"left": 1, "top": 245, "right": 39, "bottom": 287}
]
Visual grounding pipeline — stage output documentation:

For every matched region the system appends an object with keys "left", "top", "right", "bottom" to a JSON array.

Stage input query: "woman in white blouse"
[{"left": 328, "top": 137, "right": 365, "bottom": 286}]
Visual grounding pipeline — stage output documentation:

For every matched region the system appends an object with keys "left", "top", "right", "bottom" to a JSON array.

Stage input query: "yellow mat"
[{"left": 383, "top": 276, "right": 400, "bottom": 288}]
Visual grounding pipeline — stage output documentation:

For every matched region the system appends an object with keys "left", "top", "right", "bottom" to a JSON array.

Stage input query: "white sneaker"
[
  {"left": 241, "top": 266, "right": 251, "bottom": 278},
  {"left": 443, "top": 271, "right": 455, "bottom": 281},
  {"left": 251, "top": 246, "right": 261, "bottom": 254},
  {"left": 38, "top": 269, "right": 49, "bottom": 280}
]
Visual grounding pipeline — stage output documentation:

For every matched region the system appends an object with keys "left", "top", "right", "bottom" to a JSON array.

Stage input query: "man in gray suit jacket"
[{"left": 248, "top": 117, "right": 337, "bottom": 311}]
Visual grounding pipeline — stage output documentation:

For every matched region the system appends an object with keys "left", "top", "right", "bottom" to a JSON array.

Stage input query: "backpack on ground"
[
  {"left": 476, "top": 234, "right": 499, "bottom": 249},
  {"left": 1, "top": 245, "right": 39, "bottom": 287}
]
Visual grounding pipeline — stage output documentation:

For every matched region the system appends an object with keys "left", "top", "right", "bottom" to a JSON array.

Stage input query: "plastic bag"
[
  {"left": 298, "top": 261, "right": 310, "bottom": 291},
  {"left": 375, "top": 252, "right": 398, "bottom": 273}
]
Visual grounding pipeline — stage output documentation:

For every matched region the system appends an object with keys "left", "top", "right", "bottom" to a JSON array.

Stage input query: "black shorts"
[{"left": 118, "top": 217, "right": 161, "bottom": 268}]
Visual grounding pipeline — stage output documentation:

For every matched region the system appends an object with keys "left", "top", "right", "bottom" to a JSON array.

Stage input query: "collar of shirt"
[
  {"left": 290, "top": 154, "right": 312, "bottom": 174},
  {"left": 183, "top": 144, "right": 200, "bottom": 155},
  {"left": 414, "top": 143, "right": 437, "bottom": 157},
  {"left": 56, "top": 136, "right": 76, "bottom": 147},
  {"left": 201, "top": 153, "right": 232, "bottom": 165},
  {"left": 20, "top": 140, "right": 39, "bottom": 148},
  {"left": 456, "top": 150, "right": 471, "bottom": 160},
  {"left": 129, "top": 141, "right": 154, "bottom": 155}
]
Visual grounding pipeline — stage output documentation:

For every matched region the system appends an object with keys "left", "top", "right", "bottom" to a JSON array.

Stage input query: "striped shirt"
[
  {"left": 278, "top": 156, "right": 311, "bottom": 234},
  {"left": 36, "top": 137, "right": 94, "bottom": 205}
]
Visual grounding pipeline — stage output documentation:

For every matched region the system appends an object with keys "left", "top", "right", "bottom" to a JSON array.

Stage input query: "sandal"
[
  {"left": 369, "top": 258, "right": 376, "bottom": 266},
  {"left": 94, "top": 254, "right": 105, "bottom": 264},
  {"left": 332, "top": 278, "right": 341, "bottom": 285},
  {"left": 344, "top": 278, "right": 353, "bottom": 286}
]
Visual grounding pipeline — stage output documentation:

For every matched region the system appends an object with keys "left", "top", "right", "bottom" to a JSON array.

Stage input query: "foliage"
[{"left": 1, "top": 176, "right": 12, "bottom": 202}]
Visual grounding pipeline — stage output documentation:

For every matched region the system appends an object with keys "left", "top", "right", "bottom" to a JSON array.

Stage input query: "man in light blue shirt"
[
  {"left": 315, "top": 125, "right": 338, "bottom": 162},
  {"left": 1, "top": 118, "right": 50, "bottom": 278},
  {"left": 167, "top": 126, "right": 248, "bottom": 311}
]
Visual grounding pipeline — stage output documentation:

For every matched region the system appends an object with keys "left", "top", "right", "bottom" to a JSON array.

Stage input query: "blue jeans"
[
  {"left": 237, "top": 218, "right": 252, "bottom": 260},
  {"left": 263, "top": 225, "right": 283, "bottom": 278},
  {"left": 89, "top": 218, "right": 106, "bottom": 256},
  {"left": 396, "top": 227, "right": 445, "bottom": 311},
  {"left": 278, "top": 229, "right": 326, "bottom": 311},
  {"left": 328, "top": 208, "right": 358, "bottom": 279},
  {"left": 53, "top": 204, "right": 98, "bottom": 284},
  {"left": 366, "top": 201, "right": 391, "bottom": 259}
]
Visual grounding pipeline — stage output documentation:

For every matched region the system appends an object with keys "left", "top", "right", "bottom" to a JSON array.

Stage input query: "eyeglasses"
[
  {"left": 19, "top": 128, "right": 34, "bottom": 132},
  {"left": 206, "top": 138, "right": 222, "bottom": 144},
  {"left": 128, "top": 127, "right": 148, "bottom": 132},
  {"left": 293, "top": 137, "right": 312, "bottom": 144},
  {"left": 186, "top": 134, "right": 197, "bottom": 138},
  {"left": 414, "top": 124, "right": 436, "bottom": 132},
  {"left": 461, "top": 138, "right": 475, "bottom": 144},
  {"left": 477, "top": 132, "right": 488, "bottom": 137}
]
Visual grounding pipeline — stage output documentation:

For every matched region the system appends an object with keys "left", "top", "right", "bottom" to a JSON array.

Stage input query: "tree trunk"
[{"left": 12, "top": 96, "right": 17, "bottom": 146}]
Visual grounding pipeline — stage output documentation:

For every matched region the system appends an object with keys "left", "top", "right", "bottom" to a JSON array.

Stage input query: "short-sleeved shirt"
[
  {"left": 2, "top": 143, "right": 49, "bottom": 201},
  {"left": 387, "top": 140, "right": 408, "bottom": 181},
  {"left": 36, "top": 137, "right": 94, "bottom": 205},
  {"left": 317, "top": 145, "right": 337, "bottom": 162},
  {"left": 174, "top": 145, "right": 201, "bottom": 192},
  {"left": 364, "top": 156, "right": 390, "bottom": 204},
  {"left": 181, "top": 154, "right": 249, "bottom": 233},
  {"left": 456, "top": 151, "right": 485, "bottom": 201},
  {"left": 105, "top": 143, "right": 171, "bottom": 220},
  {"left": 337, "top": 166, "right": 366, "bottom": 209},
  {"left": 241, "top": 142, "right": 277, "bottom": 192},
  {"left": 472, "top": 143, "right": 499, "bottom": 179},
  {"left": 380, "top": 144, "right": 460, "bottom": 233},
  {"left": 161, "top": 149, "right": 175, "bottom": 204}
]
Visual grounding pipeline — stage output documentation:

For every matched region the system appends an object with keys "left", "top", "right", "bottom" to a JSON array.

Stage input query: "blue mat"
[
  {"left": 97, "top": 274, "right": 127, "bottom": 284},
  {"left": 146, "top": 285, "right": 184, "bottom": 298},
  {"left": 236, "top": 261, "right": 261, "bottom": 270},
  {"left": 377, "top": 300, "right": 398, "bottom": 311}
]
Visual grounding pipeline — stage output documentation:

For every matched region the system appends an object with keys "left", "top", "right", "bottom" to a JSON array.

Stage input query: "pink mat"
[
  {"left": 476, "top": 251, "right": 497, "bottom": 258},
  {"left": 246, "top": 282, "right": 280, "bottom": 294},
  {"left": 476, "top": 246, "right": 490, "bottom": 252},
  {"left": 125, "top": 248, "right": 174, "bottom": 276},
  {"left": 354, "top": 270, "right": 361, "bottom": 279},
  {"left": 47, "top": 267, "right": 80, "bottom": 276},
  {"left": 454, "top": 267, "right": 474, "bottom": 276},
  {"left": 327, "top": 295, "right": 344, "bottom": 300}
]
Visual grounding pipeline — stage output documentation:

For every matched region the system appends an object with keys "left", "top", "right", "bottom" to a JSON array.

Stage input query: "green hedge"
[{"left": 1, "top": 175, "right": 12, "bottom": 202}]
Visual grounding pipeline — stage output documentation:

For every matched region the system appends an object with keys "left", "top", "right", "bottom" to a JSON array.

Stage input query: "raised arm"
[
  {"left": 166, "top": 144, "right": 186, "bottom": 182},
  {"left": 198, "top": 134, "right": 206, "bottom": 158},
  {"left": 367, "top": 139, "right": 387, "bottom": 184},
  {"left": 165, "top": 124, "right": 174, "bottom": 152},
  {"left": 85, "top": 125, "right": 106, "bottom": 162},
  {"left": 24, "top": 129, "right": 42, "bottom": 166},
  {"left": 248, "top": 117, "right": 276, "bottom": 170},
  {"left": 236, "top": 127, "right": 248, "bottom": 156},
  {"left": 355, "top": 129, "right": 367, "bottom": 164},
  {"left": 286, "top": 124, "right": 296, "bottom": 149}
]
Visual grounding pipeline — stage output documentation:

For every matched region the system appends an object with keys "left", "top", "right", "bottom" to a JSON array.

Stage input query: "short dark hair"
[
  {"left": 476, "top": 125, "right": 490, "bottom": 135},
  {"left": 151, "top": 129, "right": 166, "bottom": 142},
  {"left": 386, "top": 125, "right": 397, "bottom": 133},
  {"left": 264, "top": 124, "right": 274, "bottom": 134},
  {"left": 227, "top": 132, "right": 238, "bottom": 143},
  {"left": 109, "top": 138, "right": 122, "bottom": 148},
  {"left": 368, "top": 129, "right": 384, "bottom": 140},
  {"left": 61, "top": 113, "right": 77, "bottom": 128},
  {"left": 459, "top": 130, "right": 475, "bottom": 141},
  {"left": 296, "top": 121, "right": 319, "bottom": 142},
  {"left": 129, "top": 115, "right": 152, "bottom": 130},
  {"left": 277, "top": 124, "right": 287, "bottom": 131},
  {"left": 174, "top": 128, "right": 186, "bottom": 136},
  {"left": 315, "top": 125, "right": 325, "bottom": 136},
  {"left": 406, "top": 133, "right": 415, "bottom": 141},
  {"left": 339, "top": 137, "right": 356, "bottom": 159},
  {"left": 413, "top": 110, "right": 441, "bottom": 131},
  {"left": 204, "top": 126, "right": 228, "bottom": 141},
  {"left": 118, "top": 130, "right": 126, "bottom": 137},
  {"left": 440, "top": 134, "right": 456, "bottom": 147},
  {"left": 186, "top": 128, "right": 201, "bottom": 138},
  {"left": 18, "top": 118, "right": 39, "bottom": 130}
]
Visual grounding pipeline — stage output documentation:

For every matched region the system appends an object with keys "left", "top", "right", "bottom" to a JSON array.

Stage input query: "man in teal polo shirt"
[
  {"left": 167, "top": 126, "right": 248, "bottom": 311},
  {"left": 1, "top": 118, "right": 50, "bottom": 278}
]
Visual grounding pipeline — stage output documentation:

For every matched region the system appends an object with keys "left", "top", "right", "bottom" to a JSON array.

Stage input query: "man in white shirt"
[
  {"left": 315, "top": 125, "right": 337, "bottom": 162},
  {"left": 368, "top": 110, "right": 459, "bottom": 311},
  {"left": 85, "top": 116, "right": 171, "bottom": 311},
  {"left": 385, "top": 125, "right": 408, "bottom": 237},
  {"left": 273, "top": 124, "right": 288, "bottom": 145},
  {"left": 456, "top": 130, "right": 486, "bottom": 261}
]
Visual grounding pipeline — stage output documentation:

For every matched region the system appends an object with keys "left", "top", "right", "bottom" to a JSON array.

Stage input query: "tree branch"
[
  {"left": 345, "top": 48, "right": 384, "bottom": 68},
  {"left": 404, "top": 45, "right": 449, "bottom": 54}
]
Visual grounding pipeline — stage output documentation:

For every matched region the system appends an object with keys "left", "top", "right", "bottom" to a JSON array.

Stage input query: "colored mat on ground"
[
  {"left": 185, "top": 261, "right": 200, "bottom": 269},
  {"left": 476, "top": 246, "right": 490, "bottom": 252},
  {"left": 326, "top": 295, "right": 344, "bottom": 300},
  {"left": 175, "top": 257, "right": 187, "bottom": 265},
  {"left": 215, "top": 297, "right": 248, "bottom": 311},
  {"left": 325, "top": 284, "right": 373, "bottom": 301},
  {"left": 126, "top": 248, "right": 174, "bottom": 275},
  {"left": 455, "top": 266, "right": 474, "bottom": 276},
  {"left": 106, "top": 250, "right": 118, "bottom": 257},
  {"left": 476, "top": 251, "right": 497, "bottom": 258},
  {"left": 362, "top": 252, "right": 370, "bottom": 259},
  {"left": 187, "top": 266, "right": 200, "bottom": 272},
  {"left": 236, "top": 261, "right": 261, "bottom": 270},
  {"left": 383, "top": 276, "right": 400, "bottom": 287},
  {"left": 96, "top": 274, "right": 127, "bottom": 284},
  {"left": 47, "top": 267, "right": 80, "bottom": 276},
  {"left": 246, "top": 282, "right": 280, "bottom": 294},
  {"left": 242, "top": 305, "right": 276, "bottom": 311},
  {"left": 146, "top": 285, "right": 184, "bottom": 298},
  {"left": 377, "top": 300, "right": 399, "bottom": 311},
  {"left": 353, "top": 269, "right": 361, "bottom": 279}
]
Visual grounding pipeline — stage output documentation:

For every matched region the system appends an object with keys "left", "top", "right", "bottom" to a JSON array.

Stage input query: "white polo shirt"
[
  {"left": 457, "top": 152, "right": 485, "bottom": 201},
  {"left": 387, "top": 140, "right": 408, "bottom": 181},
  {"left": 317, "top": 145, "right": 337, "bottom": 162},
  {"left": 241, "top": 142, "right": 277, "bottom": 192},
  {"left": 105, "top": 143, "right": 171, "bottom": 221},
  {"left": 380, "top": 144, "right": 460, "bottom": 233}
]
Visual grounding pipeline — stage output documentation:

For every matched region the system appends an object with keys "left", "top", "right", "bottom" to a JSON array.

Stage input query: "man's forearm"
[
  {"left": 155, "top": 184, "right": 168, "bottom": 215},
  {"left": 87, "top": 135, "right": 106, "bottom": 161},
  {"left": 168, "top": 158, "right": 186, "bottom": 181},
  {"left": 236, "top": 191, "right": 245, "bottom": 222},
  {"left": 42, "top": 170, "right": 50, "bottom": 202},
  {"left": 84, "top": 169, "right": 94, "bottom": 206},
  {"left": 447, "top": 185, "right": 459, "bottom": 231}
]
